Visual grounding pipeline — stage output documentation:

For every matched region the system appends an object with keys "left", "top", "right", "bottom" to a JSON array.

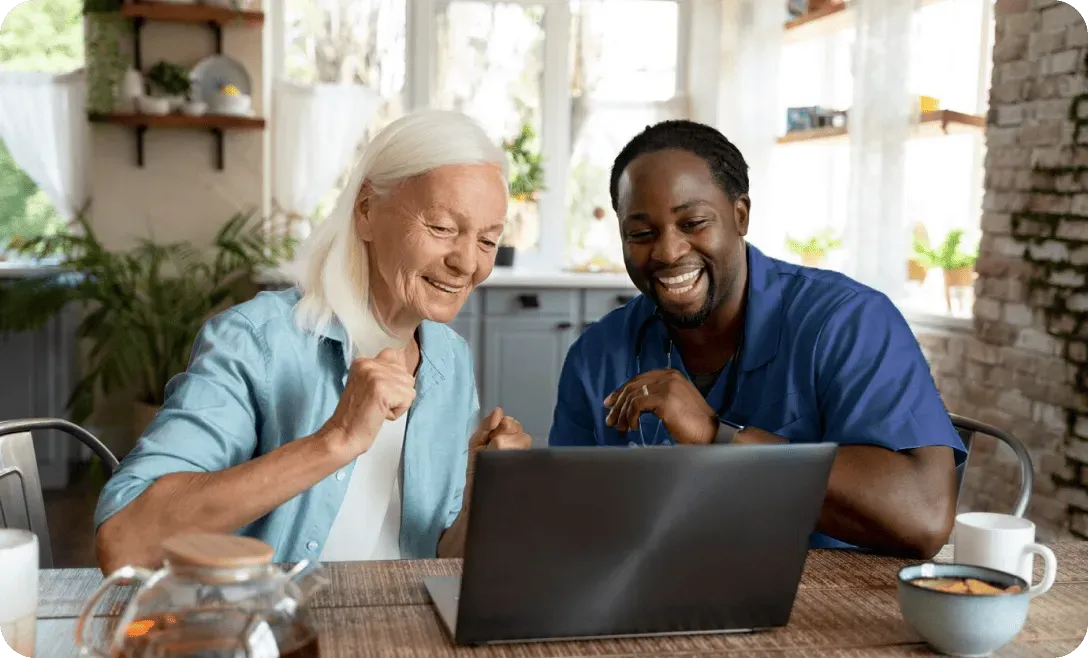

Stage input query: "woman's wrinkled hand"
[{"left": 320, "top": 347, "right": 416, "bottom": 461}]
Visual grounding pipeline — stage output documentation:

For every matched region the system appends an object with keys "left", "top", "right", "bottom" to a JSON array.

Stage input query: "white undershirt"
[{"left": 320, "top": 413, "right": 406, "bottom": 561}]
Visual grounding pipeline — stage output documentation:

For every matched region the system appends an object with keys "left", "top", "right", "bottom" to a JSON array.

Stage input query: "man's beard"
[{"left": 652, "top": 272, "right": 719, "bottom": 330}]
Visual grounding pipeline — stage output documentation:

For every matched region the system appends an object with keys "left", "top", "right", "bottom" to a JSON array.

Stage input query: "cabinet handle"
[
  {"left": 616, "top": 295, "right": 635, "bottom": 306},
  {"left": 517, "top": 294, "right": 540, "bottom": 309},
  {"left": 556, "top": 321, "right": 572, "bottom": 330}
]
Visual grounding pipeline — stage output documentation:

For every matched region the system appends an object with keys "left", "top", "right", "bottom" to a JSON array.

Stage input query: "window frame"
[{"left": 270, "top": 0, "right": 693, "bottom": 271}]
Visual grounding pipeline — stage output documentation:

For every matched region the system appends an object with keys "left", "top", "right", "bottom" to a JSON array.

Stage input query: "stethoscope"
[{"left": 630, "top": 310, "right": 745, "bottom": 447}]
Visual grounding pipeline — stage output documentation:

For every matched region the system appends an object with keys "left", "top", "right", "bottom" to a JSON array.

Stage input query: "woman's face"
[{"left": 358, "top": 163, "right": 507, "bottom": 330}]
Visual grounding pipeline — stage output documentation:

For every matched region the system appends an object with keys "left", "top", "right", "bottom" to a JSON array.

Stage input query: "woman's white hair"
[{"left": 292, "top": 109, "right": 508, "bottom": 358}]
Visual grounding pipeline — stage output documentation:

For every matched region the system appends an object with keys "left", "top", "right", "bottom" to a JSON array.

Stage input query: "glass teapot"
[{"left": 76, "top": 533, "right": 328, "bottom": 658}]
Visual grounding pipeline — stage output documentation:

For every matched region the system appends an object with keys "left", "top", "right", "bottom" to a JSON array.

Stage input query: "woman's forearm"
[{"left": 95, "top": 429, "right": 352, "bottom": 573}]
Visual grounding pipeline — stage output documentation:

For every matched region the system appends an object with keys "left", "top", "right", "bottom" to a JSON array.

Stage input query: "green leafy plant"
[
  {"left": 146, "top": 60, "right": 191, "bottom": 97},
  {"left": 913, "top": 228, "right": 977, "bottom": 271},
  {"left": 0, "top": 212, "right": 294, "bottom": 422},
  {"left": 502, "top": 123, "right": 546, "bottom": 201},
  {"left": 785, "top": 229, "right": 842, "bottom": 257}
]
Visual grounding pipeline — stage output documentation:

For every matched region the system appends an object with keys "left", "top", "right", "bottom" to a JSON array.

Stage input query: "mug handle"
[
  {"left": 1024, "top": 543, "right": 1057, "bottom": 597},
  {"left": 74, "top": 565, "right": 156, "bottom": 657}
]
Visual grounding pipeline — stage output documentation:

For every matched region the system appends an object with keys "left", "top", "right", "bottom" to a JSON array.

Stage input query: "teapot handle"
[
  {"left": 75, "top": 565, "right": 155, "bottom": 657},
  {"left": 284, "top": 559, "right": 329, "bottom": 604}
]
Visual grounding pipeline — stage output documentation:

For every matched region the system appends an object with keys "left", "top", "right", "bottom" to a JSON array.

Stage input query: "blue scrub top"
[{"left": 548, "top": 243, "right": 967, "bottom": 550}]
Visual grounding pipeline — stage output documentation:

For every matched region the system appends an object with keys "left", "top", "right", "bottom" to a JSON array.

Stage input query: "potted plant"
[
  {"left": 145, "top": 60, "right": 191, "bottom": 112},
  {"left": 499, "top": 123, "right": 546, "bottom": 267},
  {"left": 907, "top": 223, "right": 930, "bottom": 283},
  {"left": 785, "top": 229, "right": 841, "bottom": 267},
  {"left": 0, "top": 211, "right": 293, "bottom": 454},
  {"left": 913, "top": 228, "right": 978, "bottom": 311}
]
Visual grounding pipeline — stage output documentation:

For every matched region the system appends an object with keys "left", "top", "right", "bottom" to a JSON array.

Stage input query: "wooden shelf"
[
  {"left": 88, "top": 112, "right": 266, "bottom": 170},
  {"left": 89, "top": 112, "right": 265, "bottom": 130},
  {"left": 784, "top": 0, "right": 944, "bottom": 42},
  {"left": 776, "top": 110, "right": 985, "bottom": 145},
  {"left": 120, "top": 1, "right": 264, "bottom": 26},
  {"left": 120, "top": 1, "right": 263, "bottom": 70},
  {"left": 785, "top": 2, "right": 847, "bottom": 31}
]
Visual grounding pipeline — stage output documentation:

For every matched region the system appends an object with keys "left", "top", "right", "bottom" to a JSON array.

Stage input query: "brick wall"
[{"left": 914, "top": 0, "right": 1088, "bottom": 540}]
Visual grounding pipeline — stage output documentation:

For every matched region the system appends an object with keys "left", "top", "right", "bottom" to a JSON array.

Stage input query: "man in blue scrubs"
[{"left": 549, "top": 120, "right": 966, "bottom": 559}]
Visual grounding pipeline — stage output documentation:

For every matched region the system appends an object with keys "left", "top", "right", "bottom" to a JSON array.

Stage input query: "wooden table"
[{"left": 36, "top": 542, "right": 1088, "bottom": 657}]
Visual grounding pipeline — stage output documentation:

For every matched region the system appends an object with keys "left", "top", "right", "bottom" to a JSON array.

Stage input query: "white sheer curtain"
[
  {"left": 717, "top": 0, "right": 783, "bottom": 258},
  {"left": 0, "top": 69, "right": 89, "bottom": 221},
  {"left": 273, "top": 80, "right": 382, "bottom": 240},
  {"left": 842, "top": 0, "right": 919, "bottom": 299}
]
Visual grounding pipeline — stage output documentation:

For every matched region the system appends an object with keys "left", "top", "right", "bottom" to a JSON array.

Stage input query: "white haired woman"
[{"left": 94, "top": 110, "right": 531, "bottom": 573}]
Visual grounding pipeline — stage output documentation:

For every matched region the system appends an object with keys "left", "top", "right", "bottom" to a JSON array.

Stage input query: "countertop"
[{"left": 256, "top": 262, "right": 638, "bottom": 290}]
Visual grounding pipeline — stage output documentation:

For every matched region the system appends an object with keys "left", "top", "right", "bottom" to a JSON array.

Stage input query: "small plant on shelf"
[
  {"left": 145, "top": 60, "right": 191, "bottom": 100},
  {"left": 497, "top": 123, "right": 546, "bottom": 266},
  {"left": 913, "top": 228, "right": 978, "bottom": 311},
  {"left": 785, "top": 229, "right": 841, "bottom": 267}
]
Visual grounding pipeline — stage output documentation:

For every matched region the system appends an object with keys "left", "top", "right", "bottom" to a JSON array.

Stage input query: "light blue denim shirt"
[{"left": 94, "top": 287, "right": 480, "bottom": 562}]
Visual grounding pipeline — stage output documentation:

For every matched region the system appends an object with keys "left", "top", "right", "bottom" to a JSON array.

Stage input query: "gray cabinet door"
[
  {"left": 482, "top": 317, "right": 575, "bottom": 447},
  {"left": 446, "top": 314, "right": 481, "bottom": 385}
]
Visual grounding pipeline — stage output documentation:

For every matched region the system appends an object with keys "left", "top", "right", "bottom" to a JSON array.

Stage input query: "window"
[
  {"left": 432, "top": 1, "right": 546, "bottom": 250},
  {"left": 567, "top": 0, "right": 683, "bottom": 269},
  {"left": 273, "top": 0, "right": 691, "bottom": 268},
  {"left": 281, "top": 0, "right": 407, "bottom": 220},
  {"left": 771, "top": 0, "right": 993, "bottom": 318},
  {"left": 0, "top": 0, "right": 83, "bottom": 252}
]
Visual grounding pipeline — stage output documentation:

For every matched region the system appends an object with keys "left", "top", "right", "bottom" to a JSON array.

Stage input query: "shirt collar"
[
  {"left": 740, "top": 242, "right": 783, "bottom": 373},
  {"left": 314, "top": 315, "right": 453, "bottom": 385}
]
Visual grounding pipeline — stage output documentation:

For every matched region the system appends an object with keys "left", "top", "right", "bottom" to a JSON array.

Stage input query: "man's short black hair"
[{"left": 608, "top": 120, "right": 751, "bottom": 211}]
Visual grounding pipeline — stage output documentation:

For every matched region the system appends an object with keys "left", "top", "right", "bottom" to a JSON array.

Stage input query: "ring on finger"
[{"left": 641, "top": 384, "right": 649, "bottom": 397}]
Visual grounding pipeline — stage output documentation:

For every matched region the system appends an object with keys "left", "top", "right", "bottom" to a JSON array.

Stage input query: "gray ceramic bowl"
[{"left": 897, "top": 563, "right": 1030, "bottom": 657}]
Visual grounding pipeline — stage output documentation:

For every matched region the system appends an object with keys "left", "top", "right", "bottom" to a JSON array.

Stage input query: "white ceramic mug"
[
  {"left": 953, "top": 512, "right": 1057, "bottom": 597},
  {"left": 0, "top": 529, "right": 38, "bottom": 657}
]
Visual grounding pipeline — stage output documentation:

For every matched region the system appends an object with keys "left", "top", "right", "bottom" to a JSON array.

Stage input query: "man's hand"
[{"left": 604, "top": 369, "right": 718, "bottom": 444}]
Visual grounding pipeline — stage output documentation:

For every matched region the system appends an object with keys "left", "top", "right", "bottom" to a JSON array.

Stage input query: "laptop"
[{"left": 424, "top": 442, "right": 837, "bottom": 645}]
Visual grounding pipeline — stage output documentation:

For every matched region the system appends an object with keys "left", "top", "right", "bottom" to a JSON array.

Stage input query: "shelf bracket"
[
  {"left": 209, "top": 21, "right": 223, "bottom": 54},
  {"left": 132, "top": 17, "right": 145, "bottom": 71},
  {"left": 211, "top": 128, "right": 224, "bottom": 170},
  {"left": 135, "top": 125, "right": 147, "bottom": 168}
]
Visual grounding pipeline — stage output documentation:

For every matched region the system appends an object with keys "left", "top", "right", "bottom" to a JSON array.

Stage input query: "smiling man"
[{"left": 548, "top": 120, "right": 965, "bottom": 559}]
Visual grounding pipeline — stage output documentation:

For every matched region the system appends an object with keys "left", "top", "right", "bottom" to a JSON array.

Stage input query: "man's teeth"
[{"left": 657, "top": 269, "right": 702, "bottom": 287}]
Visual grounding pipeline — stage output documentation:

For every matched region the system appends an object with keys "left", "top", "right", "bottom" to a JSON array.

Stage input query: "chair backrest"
[
  {"left": 0, "top": 418, "right": 119, "bottom": 569},
  {"left": 949, "top": 413, "right": 1033, "bottom": 518},
  {"left": 0, "top": 430, "right": 53, "bottom": 567}
]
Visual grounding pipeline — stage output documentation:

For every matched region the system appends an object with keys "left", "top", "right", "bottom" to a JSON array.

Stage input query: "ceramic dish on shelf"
[{"left": 189, "top": 55, "right": 252, "bottom": 107}]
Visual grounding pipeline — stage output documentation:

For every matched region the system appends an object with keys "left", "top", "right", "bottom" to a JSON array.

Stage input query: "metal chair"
[
  {"left": 949, "top": 413, "right": 1033, "bottom": 518},
  {"left": 0, "top": 418, "right": 119, "bottom": 568}
]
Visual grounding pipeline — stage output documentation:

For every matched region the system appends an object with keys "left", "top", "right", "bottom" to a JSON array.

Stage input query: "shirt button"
[
  {"left": 306, "top": 541, "right": 318, "bottom": 552},
  {"left": 336, "top": 470, "right": 346, "bottom": 481}
]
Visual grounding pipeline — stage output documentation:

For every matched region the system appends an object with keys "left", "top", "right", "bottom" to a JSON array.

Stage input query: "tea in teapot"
[{"left": 76, "top": 533, "right": 328, "bottom": 658}]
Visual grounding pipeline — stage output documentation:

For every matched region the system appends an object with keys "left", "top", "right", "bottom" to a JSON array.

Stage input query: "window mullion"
[{"left": 522, "top": 0, "right": 572, "bottom": 270}]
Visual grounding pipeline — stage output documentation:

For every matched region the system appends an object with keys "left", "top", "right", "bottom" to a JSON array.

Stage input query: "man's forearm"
[
  {"left": 735, "top": 428, "right": 956, "bottom": 557},
  {"left": 96, "top": 429, "right": 353, "bottom": 573}
]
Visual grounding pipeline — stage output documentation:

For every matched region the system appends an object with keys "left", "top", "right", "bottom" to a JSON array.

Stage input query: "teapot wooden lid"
[{"left": 161, "top": 533, "right": 274, "bottom": 569}]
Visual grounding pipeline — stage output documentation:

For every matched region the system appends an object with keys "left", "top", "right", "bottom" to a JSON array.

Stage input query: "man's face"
[{"left": 615, "top": 149, "right": 749, "bottom": 329}]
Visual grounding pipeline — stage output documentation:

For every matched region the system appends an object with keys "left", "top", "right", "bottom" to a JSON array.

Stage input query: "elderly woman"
[{"left": 94, "top": 110, "right": 531, "bottom": 573}]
